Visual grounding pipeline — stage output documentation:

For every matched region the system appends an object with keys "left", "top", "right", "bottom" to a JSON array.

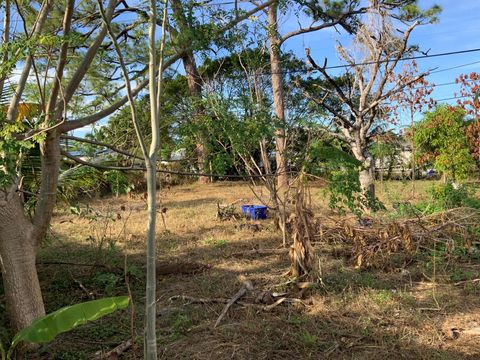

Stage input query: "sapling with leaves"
[{"left": 96, "top": 0, "right": 168, "bottom": 357}]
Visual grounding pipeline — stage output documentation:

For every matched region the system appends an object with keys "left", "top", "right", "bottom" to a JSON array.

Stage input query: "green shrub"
[
  {"left": 394, "top": 183, "right": 480, "bottom": 217},
  {"left": 103, "top": 170, "right": 133, "bottom": 196},
  {"left": 429, "top": 183, "right": 480, "bottom": 210},
  {"left": 93, "top": 272, "right": 120, "bottom": 296}
]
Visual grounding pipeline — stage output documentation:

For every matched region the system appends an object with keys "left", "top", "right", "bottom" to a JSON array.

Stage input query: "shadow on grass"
[
  {"left": 3, "top": 180, "right": 477, "bottom": 359},
  {"left": 2, "top": 217, "right": 479, "bottom": 359}
]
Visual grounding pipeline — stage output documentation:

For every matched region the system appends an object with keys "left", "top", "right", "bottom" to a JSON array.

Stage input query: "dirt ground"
[{"left": 9, "top": 180, "right": 480, "bottom": 359}]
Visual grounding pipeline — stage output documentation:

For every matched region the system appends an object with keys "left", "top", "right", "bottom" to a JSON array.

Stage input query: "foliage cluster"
[
  {"left": 414, "top": 106, "right": 475, "bottom": 180},
  {"left": 307, "top": 141, "right": 384, "bottom": 215},
  {"left": 395, "top": 183, "right": 480, "bottom": 217}
]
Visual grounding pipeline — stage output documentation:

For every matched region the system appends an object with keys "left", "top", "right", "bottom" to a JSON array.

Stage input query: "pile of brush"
[{"left": 316, "top": 207, "right": 480, "bottom": 269}]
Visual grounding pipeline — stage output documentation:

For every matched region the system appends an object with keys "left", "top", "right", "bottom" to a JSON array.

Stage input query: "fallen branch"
[
  {"left": 94, "top": 339, "right": 132, "bottom": 359},
  {"left": 454, "top": 278, "right": 480, "bottom": 286},
  {"left": 263, "top": 297, "right": 286, "bottom": 311},
  {"left": 169, "top": 295, "right": 228, "bottom": 304},
  {"left": 168, "top": 293, "right": 306, "bottom": 313},
  {"left": 70, "top": 274, "right": 95, "bottom": 300},
  {"left": 214, "top": 280, "right": 253, "bottom": 328},
  {"left": 228, "top": 248, "right": 289, "bottom": 257}
]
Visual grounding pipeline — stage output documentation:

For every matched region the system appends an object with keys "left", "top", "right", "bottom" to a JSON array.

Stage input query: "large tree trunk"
[
  {"left": 0, "top": 132, "right": 60, "bottom": 334},
  {"left": 171, "top": 0, "right": 209, "bottom": 184},
  {"left": 352, "top": 142, "right": 375, "bottom": 203},
  {"left": 359, "top": 167, "right": 375, "bottom": 200},
  {"left": 181, "top": 51, "right": 210, "bottom": 184},
  {"left": 0, "top": 187, "right": 45, "bottom": 333},
  {"left": 268, "top": 2, "right": 288, "bottom": 190}
]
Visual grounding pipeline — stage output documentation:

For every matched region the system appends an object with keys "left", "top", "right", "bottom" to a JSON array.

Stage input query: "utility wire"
[
  {"left": 10, "top": 44, "right": 473, "bottom": 83},
  {"left": 430, "top": 60, "right": 480, "bottom": 74},
  {"left": 262, "top": 48, "right": 480, "bottom": 76}
]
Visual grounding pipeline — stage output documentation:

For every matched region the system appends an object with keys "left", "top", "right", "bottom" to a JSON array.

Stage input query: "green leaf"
[{"left": 9, "top": 296, "right": 129, "bottom": 352}]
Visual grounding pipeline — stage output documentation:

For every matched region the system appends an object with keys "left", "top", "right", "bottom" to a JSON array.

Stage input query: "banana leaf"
[{"left": 9, "top": 296, "right": 129, "bottom": 355}]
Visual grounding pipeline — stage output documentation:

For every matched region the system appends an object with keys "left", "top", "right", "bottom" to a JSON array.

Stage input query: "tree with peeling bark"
[
  {"left": 303, "top": 0, "right": 440, "bottom": 204},
  {"left": 0, "top": 0, "right": 275, "bottom": 342}
]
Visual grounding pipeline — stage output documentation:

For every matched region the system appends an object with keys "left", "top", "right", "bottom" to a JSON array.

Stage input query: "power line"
[
  {"left": 430, "top": 60, "right": 480, "bottom": 74},
  {"left": 258, "top": 48, "right": 480, "bottom": 76},
  {"left": 208, "top": 48, "right": 480, "bottom": 78},
  {"left": 435, "top": 95, "right": 468, "bottom": 103}
]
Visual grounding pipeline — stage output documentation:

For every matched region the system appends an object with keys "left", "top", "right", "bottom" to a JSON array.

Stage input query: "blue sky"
[
  {"left": 280, "top": 0, "right": 480, "bottom": 103},
  {"left": 49, "top": 1, "right": 480, "bottom": 135}
]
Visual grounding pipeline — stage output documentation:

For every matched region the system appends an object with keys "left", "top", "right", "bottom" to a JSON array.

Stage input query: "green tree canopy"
[{"left": 414, "top": 105, "right": 475, "bottom": 180}]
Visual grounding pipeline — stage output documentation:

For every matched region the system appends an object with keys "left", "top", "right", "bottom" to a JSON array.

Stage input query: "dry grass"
[{"left": 21, "top": 181, "right": 480, "bottom": 359}]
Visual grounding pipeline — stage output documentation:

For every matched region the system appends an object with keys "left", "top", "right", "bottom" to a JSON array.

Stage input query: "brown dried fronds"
[
  {"left": 316, "top": 207, "right": 480, "bottom": 269},
  {"left": 287, "top": 183, "right": 320, "bottom": 279}
]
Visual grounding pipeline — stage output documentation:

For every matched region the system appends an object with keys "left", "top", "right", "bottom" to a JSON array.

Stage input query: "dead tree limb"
[{"left": 214, "top": 280, "right": 254, "bottom": 328}]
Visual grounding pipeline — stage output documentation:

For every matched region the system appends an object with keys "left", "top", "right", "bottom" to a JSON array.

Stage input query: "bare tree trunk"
[
  {"left": 379, "top": 156, "right": 384, "bottom": 192},
  {"left": 144, "top": 162, "right": 157, "bottom": 359},
  {"left": 352, "top": 142, "right": 375, "bottom": 202},
  {"left": 410, "top": 110, "right": 415, "bottom": 197},
  {"left": 33, "top": 131, "right": 61, "bottom": 243},
  {"left": 268, "top": 2, "right": 288, "bottom": 190},
  {"left": 0, "top": 187, "right": 45, "bottom": 334},
  {"left": 359, "top": 167, "right": 375, "bottom": 200}
]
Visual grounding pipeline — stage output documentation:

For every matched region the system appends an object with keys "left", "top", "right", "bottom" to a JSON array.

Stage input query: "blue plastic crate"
[
  {"left": 241, "top": 204, "right": 267, "bottom": 220},
  {"left": 250, "top": 205, "right": 267, "bottom": 220},
  {"left": 241, "top": 204, "right": 253, "bottom": 215}
]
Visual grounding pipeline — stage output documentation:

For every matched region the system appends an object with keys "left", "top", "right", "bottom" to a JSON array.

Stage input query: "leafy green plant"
[
  {"left": 104, "top": 170, "right": 133, "bottom": 196},
  {"left": 1, "top": 296, "right": 129, "bottom": 359},
  {"left": 393, "top": 183, "right": 480, "bottom": 218},
  {"left": 429, "top": 183, "right": 480, "bottom": 210},
  {"left": 170, "top": 314, "right": 192, "bottom": 340},
  {"left": 414, "top": 106, "right": 475, "bottom": 181},
  {"left": 300, "top": 330, "right": 317, "bottom": 348},
  {"left": 58, "top": 165, "right": 107, "bottom": 202},
  {"left": 203, "top": 237, "right": 228, "bottom": 248},
  {"left": 93, "top": 272, "right": 121, "bottom": 296},
  {"left": 307, "top": 142, "right": 384, "bottom": 215}
]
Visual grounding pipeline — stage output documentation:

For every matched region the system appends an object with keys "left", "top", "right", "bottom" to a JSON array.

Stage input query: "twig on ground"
[
  {"left": 214, "top": 280, "right": 254, "bottom": 328},
  {"left": 169, "top": 295, "right": 228, "bottom": 304},
  {"left": 454, "top": 278, "right": 480, "bottom": 286},
  {"left": 70, "top": 273, "right": 95, "bottom": 300},
  {"left": 262, "top": 297, "right": 286, "bottom": 311},
  {"left": 94, "top": 339, "right": 132, "bottom": 359},
  {"left": 228, "top": 248, "right": 289, "bottom": 257}
]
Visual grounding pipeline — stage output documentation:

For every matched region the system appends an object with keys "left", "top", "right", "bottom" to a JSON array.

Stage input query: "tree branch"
[
  {"left": 54, "top": 0, "right": 117, "bottom": 120},
  {"left": 6, "top": 0, "right": 52, "bottom": 123},
  {"left": 305, "top": 49, "right": 359, "bottom": 118},
  {"left": 279, "top": 7, "right": 368, "bottom": 45}
]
